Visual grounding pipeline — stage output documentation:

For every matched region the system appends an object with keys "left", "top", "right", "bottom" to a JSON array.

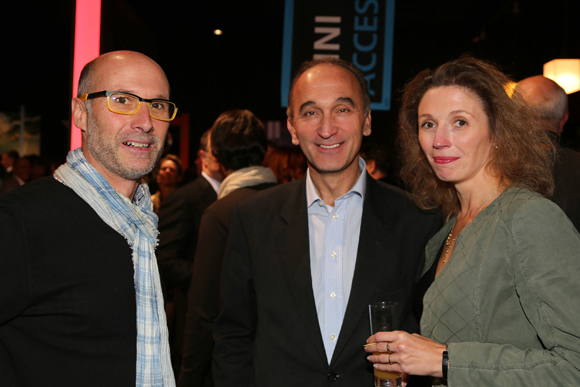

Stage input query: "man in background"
[
  {"left": 1, "top": 150, "right": 19, "bottom": 175},
  {"left": 179, "top": 109, "right": 277, "bottom": 387},
  {"left": 157, "top": 128, "right": 224, "bottom": 376},
  {"left": 0, "top": 150, "right": 19, "bottom": 188},
  {"left": 516, "top": 75, "right": 580, "bottom": 231},
  {"left": 0, "top": 156, "right": 31, "bottom": 196},
  {"left": 359, "top": 142, "right": 394, "bottom": 184},
  {"left": 0, "top": 50, "right": 176, "bottom": 386}
]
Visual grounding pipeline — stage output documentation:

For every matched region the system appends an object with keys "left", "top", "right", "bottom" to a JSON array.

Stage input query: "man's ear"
[
  {"left": 363, "top": 111, "right": 372, "bottom": 137},
  {"left": 366, "top": 159, "right": 377, "bottom": 174},
  {"left": 287, "top": 118, "right": 300, "bottom": 146},
  {"left": 71, "top": 98, "right": 88, "bottom": 131},
  {"left": 559, "top": 109, "right": 569, "bottom": 132}
]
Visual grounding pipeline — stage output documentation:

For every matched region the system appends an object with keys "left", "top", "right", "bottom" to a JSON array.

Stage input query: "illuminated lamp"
[
  {"left": 70, "top": 0, "right": 102, "bottom": 151},
  {"left": 504, "top": 81, "right": 517, "bottom": 97},
  {"left": 543, "top": 59, "right": 580, "bottom": 94}
]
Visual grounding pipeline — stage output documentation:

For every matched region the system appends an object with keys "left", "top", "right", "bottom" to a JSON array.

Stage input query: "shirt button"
[
  {"left": 333, "top": 214, "right": 338, "bottom": 220},
  {"left": 330, "top": 252, "right": 336, "bottom": 258},
  {"left": 330, "top": 292, "right": 336, "bottom": 298},
  {"left": 318, "top": 201, "right": 324, "bottom": 207},
  {"left": 330, "top": 335, "right": 336, "bottom": 341}
]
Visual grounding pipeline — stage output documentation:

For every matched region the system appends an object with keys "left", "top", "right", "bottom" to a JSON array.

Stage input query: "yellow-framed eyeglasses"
[{"left": 79, "top": 90, "right": 178, "bottom": 122}]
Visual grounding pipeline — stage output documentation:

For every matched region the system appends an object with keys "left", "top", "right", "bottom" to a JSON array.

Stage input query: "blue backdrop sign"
[{"left": 281, "top": 0, "right": 396, "bottom": 111}]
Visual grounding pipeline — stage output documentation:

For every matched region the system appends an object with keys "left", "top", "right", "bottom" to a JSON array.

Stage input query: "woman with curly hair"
[{"left": 365, "top": 56, "right": 580, "bottom": 386}]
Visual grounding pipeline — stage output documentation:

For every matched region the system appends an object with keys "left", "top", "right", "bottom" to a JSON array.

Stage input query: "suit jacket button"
[{"left": 327, "top": 372, "right": 338, "bottom": 381}]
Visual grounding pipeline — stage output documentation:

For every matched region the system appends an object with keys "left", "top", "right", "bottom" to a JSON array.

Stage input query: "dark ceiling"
[{"left": 3, "top": 0, "right": 580, "bottom": 163}]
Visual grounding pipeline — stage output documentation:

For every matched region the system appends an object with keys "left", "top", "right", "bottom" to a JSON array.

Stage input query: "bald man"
[
  {"left": 0, "top": 51, "right": 176, "bottom": 386},
  {"left": 516, "top": 75, "right": 580, "bottom": 231}
]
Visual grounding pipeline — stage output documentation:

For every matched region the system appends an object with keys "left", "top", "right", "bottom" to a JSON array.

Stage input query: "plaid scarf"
[{"left": 54, "top": 148, "right": 175, "bottom": 386}]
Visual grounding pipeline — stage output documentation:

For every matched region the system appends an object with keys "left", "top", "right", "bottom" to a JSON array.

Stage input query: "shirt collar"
[
  {"left": 306, "top": 157, "right": 367, "bottom": 208},
  {"left": 202, "top": 171, "right": 222, "bottom": 194},
  {"left": 13, "top": 174, "right": 25, "bottom": 186}
]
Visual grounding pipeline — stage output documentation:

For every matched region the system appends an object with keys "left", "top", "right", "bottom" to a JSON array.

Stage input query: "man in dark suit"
[
  {"left": 178, "top": 109, "right": 277, "bottom": 387},
  {"left": 157, "top": 129, "right": 224, "bottom": 376},
  {"left": 213, "top": 58, "right": 442, "bottom": 387},
  {"left": 515, "top": 75, "right": 580, "bottom": 232}
]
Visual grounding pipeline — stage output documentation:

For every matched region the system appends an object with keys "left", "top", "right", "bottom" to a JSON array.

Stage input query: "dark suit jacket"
[
  {"left": 213, "top": 175, "right": 442, "bottom": 387},
  {"left": 157, "top": 175, "right": 218, "bottom": 291},
  {"left": 552, "top": 147, "right": 580, "bottom": 232},
  {"left": 156, "top": 175, "right": 217, "bottom": 376},
  {"left": 178, "top": 182, "right": 276, "bottom": 387}
]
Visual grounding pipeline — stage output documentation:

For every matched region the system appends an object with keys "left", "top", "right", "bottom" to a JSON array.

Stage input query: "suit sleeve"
[
  {"left": 156, "top": 193, "right": 197, "bottom": 290},
  {"left": 212, "top": 204, "right": 257, "bottom": 387},
  {"left": 178, "top": 207, "right": 229, "bottom": 387},
  {"left": 448, "top": 200, "right": 580, "bottom": 385},
  {"left": 0, "top": 200, "right": 31, "bottom": 325}
]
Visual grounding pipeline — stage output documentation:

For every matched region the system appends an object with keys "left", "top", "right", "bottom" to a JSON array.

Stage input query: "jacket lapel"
[
  {"left": 330, "top": 177, "right": 397, "bottom": 364},
  {"left": 275, "top": 178, "right": 328, "bottom": 365}
]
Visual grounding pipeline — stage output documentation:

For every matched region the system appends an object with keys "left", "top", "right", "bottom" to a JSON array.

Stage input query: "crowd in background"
[
  {"left": 1, "top": 50, "right": 580, "bottom": 387},
  {"left": 0, "top": 150, "right": 61, "bottom": 196}
]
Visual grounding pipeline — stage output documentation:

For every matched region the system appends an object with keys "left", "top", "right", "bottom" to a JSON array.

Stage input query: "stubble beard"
[{"left": 85, "top": 112, "right": 163, "bottom": 181}]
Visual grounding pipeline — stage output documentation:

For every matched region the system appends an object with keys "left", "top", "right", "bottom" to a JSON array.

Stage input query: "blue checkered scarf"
[{"left": 54, "top": 148, "right": 175, "bottom": 386}]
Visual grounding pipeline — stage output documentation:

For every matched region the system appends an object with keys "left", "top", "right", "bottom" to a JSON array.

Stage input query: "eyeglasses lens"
[
  {"left": 108, "top": 93, "right": 140, "bottom": 114},
  {"left": 108, "top": 92, "right": 176, "bottom": 121}
]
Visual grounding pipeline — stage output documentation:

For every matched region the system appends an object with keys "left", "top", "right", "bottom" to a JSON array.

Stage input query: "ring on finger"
[
  {"left": 388, "top": 354, "right": 392, "bottom": 365},
  {"left": 387, "top": 342, "right": 390, "bottom": 352}
]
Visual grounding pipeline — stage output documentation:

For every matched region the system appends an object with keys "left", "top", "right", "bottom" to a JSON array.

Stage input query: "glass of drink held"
[{"left": 369, "top": 301, "right": 401, "bottom": 387}]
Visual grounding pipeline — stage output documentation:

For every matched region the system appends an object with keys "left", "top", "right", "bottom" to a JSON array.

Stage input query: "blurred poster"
[{"left": 281, "top": 0, "right": 396, "bottom": 111}]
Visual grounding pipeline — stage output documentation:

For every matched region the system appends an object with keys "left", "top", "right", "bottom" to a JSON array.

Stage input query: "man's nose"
[
  {"left": 318, "top": 114, "right": 338, "bottom": 139},
  {"left": 131, "top": 103, "right": 155, "bottom": 133}
]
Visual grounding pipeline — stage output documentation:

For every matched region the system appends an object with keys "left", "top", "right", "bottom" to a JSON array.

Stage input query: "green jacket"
[{"left": 421, "top": 187, "right": 580, "bottom": 386}]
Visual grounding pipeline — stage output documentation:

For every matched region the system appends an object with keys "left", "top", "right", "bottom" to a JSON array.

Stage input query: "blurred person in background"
[
  {"left": 1, "top": 150, "right": 19, "bottom": 175},
  {"left": 267, "top": 147, "right": 292, "bottom": 184},
  {"left": 266, "top": 147, "right": 306, "bottom": 184},
  {"left": 179, "top": 109, "right": 277, "bottom": 387},
  {"left": 1, "top": 150, "right": 19, "bottom": 188},
  {"left": 26, "top": 155, "right": 51, "bottom": 180},
  {"left": 515, "top": 75, "right": 580, "bottom": 231},
  {"left": 359, "top": 142, "right": 390, "bottom": 182},
  {"left": 0, "top": 156, "right": 31, "bottom": 196},
  {"left": 152, "top": 154, "right": 183, "bottom": 214},
  {"left": 287, "top": 147, "right": 307, "bottom": 181},
  {"left": 157, "top": 128, "right": 224, "bottom": 378}
]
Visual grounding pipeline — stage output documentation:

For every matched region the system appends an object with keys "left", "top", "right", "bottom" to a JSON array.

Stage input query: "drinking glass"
[{"left": 369, "top": 301, "right": 401, "bottom": 386}]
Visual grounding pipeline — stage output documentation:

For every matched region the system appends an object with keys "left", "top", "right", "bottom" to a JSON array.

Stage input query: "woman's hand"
[{"left": 365, "top": 331, "right": 446, "bottom": 378}]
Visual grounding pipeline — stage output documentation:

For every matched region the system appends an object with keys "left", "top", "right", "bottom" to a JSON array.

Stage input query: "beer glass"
[{"left": 369, "top": 301, "right": 401, "bottom": 386}]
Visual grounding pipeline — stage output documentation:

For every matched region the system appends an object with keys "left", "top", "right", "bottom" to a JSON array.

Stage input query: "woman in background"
[
  {"left": 151, "top": 154, "right": 182, "bottom": 214},
  {"left": 365, "top": 56, "right": 580, "bottom": 386}
]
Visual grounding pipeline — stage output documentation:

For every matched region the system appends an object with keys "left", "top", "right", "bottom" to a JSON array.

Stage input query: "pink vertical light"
[{"left": 70, "top": 0, "right": 101, "bottom": 151}]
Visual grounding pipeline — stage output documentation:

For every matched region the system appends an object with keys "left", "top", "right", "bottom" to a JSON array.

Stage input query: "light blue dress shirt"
[
  {"left": 306, "top": 157, "right": 366, "bottom": 364},
  {"left": 201, "top": 171, "right": 221, "bottom": 194}
]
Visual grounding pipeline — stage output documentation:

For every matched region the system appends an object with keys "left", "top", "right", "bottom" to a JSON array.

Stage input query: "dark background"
[{"left": 3, "top": 0, "right": 580, "bottom": 174}]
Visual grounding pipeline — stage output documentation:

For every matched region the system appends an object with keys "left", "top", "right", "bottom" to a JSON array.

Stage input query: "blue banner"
[{"left": 281, "top": 0, "right": 396, "bottom": 111}]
